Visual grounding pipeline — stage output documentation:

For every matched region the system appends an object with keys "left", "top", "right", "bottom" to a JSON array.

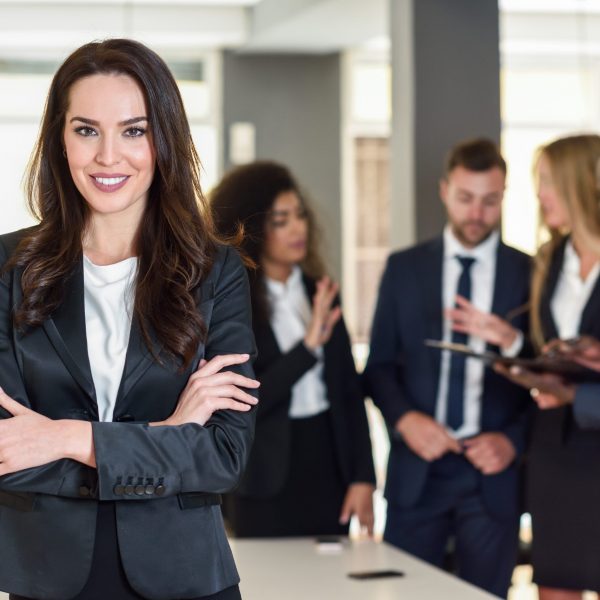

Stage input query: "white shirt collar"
[
  {"left": 443, "top": 225, "right": 499, "bottom": 265},
  {"left": 265, "top": 265, "right": 304, "bottom": 299}
]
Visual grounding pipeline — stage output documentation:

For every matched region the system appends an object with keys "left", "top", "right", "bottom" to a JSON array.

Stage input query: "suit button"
[
  {"left": 114, "top": 484, "right": 125, "bottom": 496},
  {"left": 144, "top": 485, "right": 155, "bottom": 496},
  {"left": 134, "top": 484, "right": 146, "bottom": 496},
  {"left": 155, "top": 484, "right": 166, "bottom": 497},
  {"left": 79, "top": 485, "right": 91, "bottom": 497},
  {"left": 115, "top": 414, "right": 134, "bottom": 422},
  {"left": 124, "top": 484, "right": 135, "bottom": 495}
]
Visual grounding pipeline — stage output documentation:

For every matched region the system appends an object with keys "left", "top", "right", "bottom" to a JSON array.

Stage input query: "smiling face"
[
  {"left": 261, "top": 190, "right": 309, "bottom": 271},
  {"left": 440, "top": 165, "right": 505, "bottom": 248},
  {"left": 63, "top": 73, "right": 156, "bottom": 228}
]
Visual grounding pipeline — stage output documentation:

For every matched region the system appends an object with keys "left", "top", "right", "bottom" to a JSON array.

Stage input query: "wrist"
[
  {"left": 500, "top": 328, "right": 518, "bottom": 351},
  {"left": 59, "top": 420, "right": 95, "bottom": 467},
  {"left": 303, "top": 335, "right": 318, "bottom": 352},
  {"left": 396, "top": 410, "right": 416, "bottom": 435}
]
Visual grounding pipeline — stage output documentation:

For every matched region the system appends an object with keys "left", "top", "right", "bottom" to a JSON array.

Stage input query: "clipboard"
[{"left": 424, "top": 339, "right": 600, "bottom": 383}]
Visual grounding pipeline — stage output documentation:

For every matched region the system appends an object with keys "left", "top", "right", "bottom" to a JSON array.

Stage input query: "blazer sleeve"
[
  {"left": 363, "top": 255, "right": 414, "bottom": 428},
  {"left": 573, "top": 383, "right": 600, "bottom": 430},
  {"left": 253, "top": 339, "right": 318, "bottom": 418},
  {"left": 336, "top": 316, "right": 375, "bottom": 484},
  {"left": 91, "top": 246, "right": 258, "bottom": 500},
  {"left": 0, "top": 240, "right": 96, "bottom": 498}
]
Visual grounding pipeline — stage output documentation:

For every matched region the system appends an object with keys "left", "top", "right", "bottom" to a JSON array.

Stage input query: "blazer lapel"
[
  {"left": 577, "top": 259, "right": 600, "bottom": 337},
  {"left": 420, "top": 237, "right": 444, "bottom": 385},
  {"left": 113, "top": 280, "right": 215, "bottom": 414},
  {"left": 42, "top": 257, "right": 97, "bottom": 414},
  {"left": 539, "top": 238, "right": 566, "bottom": 341}
]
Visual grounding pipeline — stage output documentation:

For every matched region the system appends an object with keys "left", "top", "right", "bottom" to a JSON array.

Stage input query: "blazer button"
[
  {"left": 134, "top": 484, "right": 146, "bottom": 496},
  {"left": 155, "top": 484, "right": 166, "bottom": 497},
  {"left": 114, "top": 484, "right": 125, "bottom": 496},
  {"left": 79, "top": 485, "right": 91, "bottom": 497},
  {"left": 124, "top": 484, "right": 135, "bottom": 495},
  {"left": 115, "top": 414, "right": 135, "bottom": 422},
  {"left": 144, "top": 484, "right": 155, "bottom": 496}
]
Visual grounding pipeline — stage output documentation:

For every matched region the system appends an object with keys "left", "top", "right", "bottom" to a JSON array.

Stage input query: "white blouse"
[
  {"left": 551, "top": 240, "right": 600, "bottom": 339},
  {"left": 83, "top": 255, "right": 137, "bottom": 422},
  {"left": 265, "top": 266, "right": 330, "bottom": 419}
]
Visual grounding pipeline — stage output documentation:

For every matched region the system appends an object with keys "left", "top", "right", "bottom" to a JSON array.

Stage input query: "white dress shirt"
[
  {"left": 265, "top": 266, "right": 330, "bottom": 418},
  {"left": 83, "top": 255, "right": 137, "bottom": 422},
  {"left": 435, "top": 226, "right": 500, "bottom": 439},
  {"left": 551, "top": 240, "right": 600, "bottom": 339}
]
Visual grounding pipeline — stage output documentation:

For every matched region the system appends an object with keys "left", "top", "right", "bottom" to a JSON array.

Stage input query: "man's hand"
[
  {"left": 395, "top": 411, "right": 462, "bottom": 461},
  {"left": 445, "top": 295, "right": 519, "bottom": 351},
  {"left": 463, "top": 432, "right": 516, "bottom": 475}
]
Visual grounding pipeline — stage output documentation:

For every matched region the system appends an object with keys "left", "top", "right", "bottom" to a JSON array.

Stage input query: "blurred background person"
[
  {"left": 364, "top": 138, "right": 532, "bottom": 598},
  {"left": 210, "top": 160, "right": 375, "bottom": 538},
  {"left": 449, "top": 134, "right": 600, "bottom": 600}
]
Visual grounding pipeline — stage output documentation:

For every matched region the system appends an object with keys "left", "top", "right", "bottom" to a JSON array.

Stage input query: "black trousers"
[
  {"left": 10, "top": 502, "right": 241, "bottom": 600},
  {"left": 384, "top": 453, "right": 519, "bottom": 599},
  {"left": 228, "top": 410, "right": 349, "bottom": 538}
]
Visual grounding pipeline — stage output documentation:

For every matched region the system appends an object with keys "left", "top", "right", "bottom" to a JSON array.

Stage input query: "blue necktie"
[{"left": 446, "top": 256, "right": 476, "bottom": 431}]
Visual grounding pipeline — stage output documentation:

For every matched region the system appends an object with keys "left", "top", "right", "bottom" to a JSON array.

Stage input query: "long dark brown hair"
[
  {"left": 210, "top": 161, "right": 325, "bottom": 325},
  {"left": 8, "top": 38, "right": 219, "bottom": 369}
]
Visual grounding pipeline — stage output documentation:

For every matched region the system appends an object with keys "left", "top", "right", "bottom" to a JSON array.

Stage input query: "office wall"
[{"left": 222, "top": 51, "right": 342, "bottom": 279}]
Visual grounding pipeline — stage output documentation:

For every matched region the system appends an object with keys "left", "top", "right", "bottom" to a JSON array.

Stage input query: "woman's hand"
[
  {"left": 157, "top": 354, "right": 260, "bottom": 427},
  {"left": 493, "top": 363, "right": 576, "bottom": 409},
  {"left": 543, "top": 335, "right": 600, "bottom": 372},
  {"left": 304, "top": 276, "right": 342, "bottom": 351},
  {"left": 339, "top": 482, "right": 375, "bottom": 536},
  {"left": 0, "top": 388, "right": 95, "bottom": 475},
  {"left": 445, "top": 295, "right": 519, "bottom": 351}
]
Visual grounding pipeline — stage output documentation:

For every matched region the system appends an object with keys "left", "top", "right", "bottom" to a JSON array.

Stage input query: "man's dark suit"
[
  {"left": 364, "top": 234, "right": 531, "bottom": 597},
  {"left": 0, "top": 229, "right": 256, "bottom": 600}
]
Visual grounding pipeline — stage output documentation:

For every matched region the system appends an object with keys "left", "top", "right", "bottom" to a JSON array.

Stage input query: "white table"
[
  {"left": 230, "top": 538, "right": 500, "bottom": 600},
  {"left": 0, "top": 538, "right": 499, "bottom": 600}
]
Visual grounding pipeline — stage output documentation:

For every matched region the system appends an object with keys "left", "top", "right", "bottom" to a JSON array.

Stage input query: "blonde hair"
[{"left": 530, "top": 134, "right": 600, "bottom": 348}]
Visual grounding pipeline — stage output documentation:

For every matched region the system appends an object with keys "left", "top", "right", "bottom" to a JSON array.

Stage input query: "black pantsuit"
[
  {"left": 528, "top": 237, "right": 600, "bottom": 590},
  {"left": 226, "top": 274, "right": 375, "bottom": 538}
]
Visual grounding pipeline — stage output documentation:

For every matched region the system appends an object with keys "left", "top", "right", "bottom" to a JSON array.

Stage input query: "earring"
[{"left": 62, "top": 148, "right": 67, "bottom": 158}]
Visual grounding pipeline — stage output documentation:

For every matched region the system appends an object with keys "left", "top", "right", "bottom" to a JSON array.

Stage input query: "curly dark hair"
[
  {"left": 7, "top": 38, "right": 220, "bottom": 369},
  {"left": 210, "top": 160, "right": 325, "bottom": 325}
]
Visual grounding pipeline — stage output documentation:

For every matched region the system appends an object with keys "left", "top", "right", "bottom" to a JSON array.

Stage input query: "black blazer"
[
  {"left": 532, "top": 236, "right": 600, "bottom": 448},
  {"left": 364, "top": 235, "right": 532, "bottom": 520},
  {"left": 235, "top": 275, "right": 375, "bottom": 499},
  {"left": 0, "top": 229, "right": 257, "bottom": 600}
]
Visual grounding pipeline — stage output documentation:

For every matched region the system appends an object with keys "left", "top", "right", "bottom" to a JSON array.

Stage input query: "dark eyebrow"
[{"left": 69, "top": 116, "right": 148, "bottom": 126}]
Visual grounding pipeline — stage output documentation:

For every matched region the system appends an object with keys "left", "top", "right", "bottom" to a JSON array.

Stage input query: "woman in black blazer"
[
  {"left": 447, "top": 134, "right": 600, "bottom": 599},
  {"left": 0, "top": 39, "right": 258, "bottom": 600},
  {"left": 211, "top": 161, "right": 376, "bottom": 537}
]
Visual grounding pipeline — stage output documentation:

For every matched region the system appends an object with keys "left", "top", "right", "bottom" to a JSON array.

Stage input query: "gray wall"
[
  {"left": 391, "top": 0, "right": 501, "bottom": 247},
  {"left": 222, "top": 51, "right": 342, "bottom": 279}
]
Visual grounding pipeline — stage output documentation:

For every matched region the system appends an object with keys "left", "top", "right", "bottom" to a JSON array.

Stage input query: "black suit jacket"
[
  {"left": 235, "top": 275, "right": 375, "bottom": 499},
  {"left": 0, "top": 229, "right": 257, "bottom": 599},
  {"left": 364, "top": 235, "right": 532, "bottom": 520},
  {"left": 532, "top": 236, "right": 600, "bottom": 448}
]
